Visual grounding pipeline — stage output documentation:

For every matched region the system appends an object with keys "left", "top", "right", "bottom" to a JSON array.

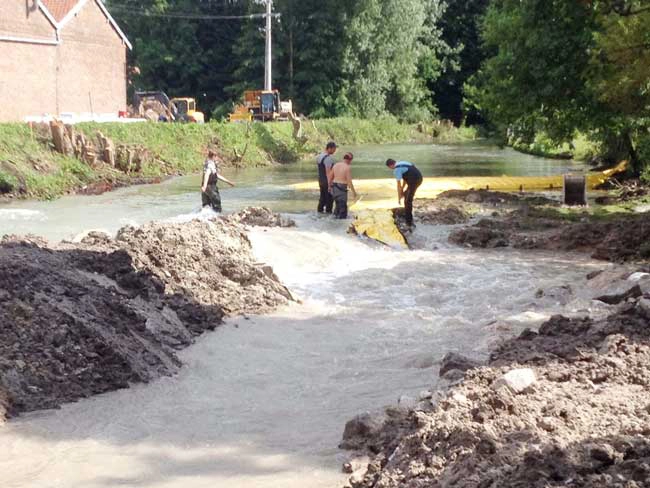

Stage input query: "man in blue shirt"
[{"left": 386, "top": 159, "right": 423, "bottom": 227}]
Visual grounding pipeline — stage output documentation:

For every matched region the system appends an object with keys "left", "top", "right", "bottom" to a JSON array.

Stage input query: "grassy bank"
[
  {"left": 0, "top": 117, "right": 475, "bottom": 200},
  {"left": 509, "top": 132, "right": 601, "bottom": 161}
]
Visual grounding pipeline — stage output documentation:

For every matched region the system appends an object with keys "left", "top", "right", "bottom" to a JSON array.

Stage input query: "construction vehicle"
[
  {"left": 133, "top": 91, "right": 205, "bottom": 123},
  {"left": 229, "top": 89, "right": 293, "bottom": 123}
]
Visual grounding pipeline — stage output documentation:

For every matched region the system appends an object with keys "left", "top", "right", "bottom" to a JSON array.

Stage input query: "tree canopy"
[
  {"left": 106, "top": 0, "right": 650, "bottom": 172},
  {"left": 467, "top": 0, "right": 650, "bottom": 171}
]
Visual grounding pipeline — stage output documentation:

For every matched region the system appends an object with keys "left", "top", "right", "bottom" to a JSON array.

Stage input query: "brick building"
[{"left": 0, "top": 0, "right": 132, "bottom": 122}]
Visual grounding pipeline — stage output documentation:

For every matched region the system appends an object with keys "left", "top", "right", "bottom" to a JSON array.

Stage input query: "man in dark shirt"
[
  {"left": 386, "top": 159, "right": 423, "bottom": 227},
  {"left": 316, "top": 141, "right": 337, "bottom": 213}
]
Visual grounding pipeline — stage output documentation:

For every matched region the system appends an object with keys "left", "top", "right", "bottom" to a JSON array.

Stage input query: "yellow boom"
[{"left": 293, "top": 161, "right": 627, "bottom": 249}]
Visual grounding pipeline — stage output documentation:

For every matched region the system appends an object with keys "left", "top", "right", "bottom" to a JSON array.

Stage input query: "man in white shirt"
[{"left": 201, "top": 151, "right": 235, "bottom": 212}]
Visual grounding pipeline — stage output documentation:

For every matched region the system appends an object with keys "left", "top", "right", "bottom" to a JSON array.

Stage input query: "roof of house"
[
  {"left": 39, "top": 0, "right": 79, "bottom": 23},
  {"left": 38, "top": 0, "right": 132, "bottom": 49}
]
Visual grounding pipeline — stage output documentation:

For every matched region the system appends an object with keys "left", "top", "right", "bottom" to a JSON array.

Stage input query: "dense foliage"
[
  {"left": 105, "top": 0, "right": 463, "bottom": 121},
  {"left": 106, "top": 0, "right": 649, "bottom": 172},
  {"left": 467, "top": 0, "right": 650, "bottom": 173}
]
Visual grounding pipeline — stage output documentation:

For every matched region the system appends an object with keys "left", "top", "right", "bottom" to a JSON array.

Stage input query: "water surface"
[{"left": 0, "top": 142, "right": 606, "bottom": 488}]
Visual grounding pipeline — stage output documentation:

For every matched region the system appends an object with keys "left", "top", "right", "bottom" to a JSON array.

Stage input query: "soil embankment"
[
  {"left": 340, "top": 270, "right": 650, "bottom": 487},
  {"left": 0, "top": 208, "right": 293, "bottom": 421},
  {"left": 339, "top": 190, "right": 650, "bottom": 487},
  {"left": 412, "top": 189, "right": 650, "bottom": 262},
  {"left": 0, "top": 118, "right": 459, "bottom": 201}
]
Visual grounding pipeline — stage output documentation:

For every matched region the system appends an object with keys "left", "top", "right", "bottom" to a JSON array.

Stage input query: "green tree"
[
  {"left": 430, "top": 0, "right": 489, "bottom": 124},
  {"left": 468, "top": 0, "right": 650, "bottom": 172},
  {"left": 341, "top": 0, "right": 450, "bottom": 121}
]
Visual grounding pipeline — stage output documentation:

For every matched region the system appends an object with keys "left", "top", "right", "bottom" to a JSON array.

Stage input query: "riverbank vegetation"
[
  {"left": 0, "top": 118, "right": 475, "bottom": 200},
  {"left": 466, "top": 1, "right": 650, "bottom": 176},
  {"left": 107, "top": 0, "right": 649, "bottom": 176}
]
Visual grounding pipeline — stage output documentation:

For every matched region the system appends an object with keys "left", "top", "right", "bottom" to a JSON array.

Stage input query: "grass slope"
[{"left": 0, "top": 117, "right": 474, "bottom": 200}]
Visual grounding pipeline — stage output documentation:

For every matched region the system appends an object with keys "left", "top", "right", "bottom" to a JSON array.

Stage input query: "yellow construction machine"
[
  {"left": 229, "top": 89, "right": 293, "bottom": 123},
  {"left": 170, "top": 97, "right": 205, "bottom": 123},
  {"left": 133, "top": 91, "right": 205, "bottom": 123}
]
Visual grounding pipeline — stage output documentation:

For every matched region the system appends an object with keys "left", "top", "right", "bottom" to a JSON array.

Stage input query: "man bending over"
[{"left": 385, "top": 158, "right": 422, "bottom": 228}]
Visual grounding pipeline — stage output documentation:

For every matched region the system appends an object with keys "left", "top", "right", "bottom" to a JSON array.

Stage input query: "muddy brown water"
[{"left": 0, "top": 143, "right": 612, "bottom": 487}]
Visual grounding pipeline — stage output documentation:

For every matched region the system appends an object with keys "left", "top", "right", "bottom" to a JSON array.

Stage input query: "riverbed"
[{"left": 0, "top": 142, "right": 608, "bottom": 488}]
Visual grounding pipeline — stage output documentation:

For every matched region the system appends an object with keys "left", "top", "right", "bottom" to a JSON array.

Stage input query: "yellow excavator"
[
  {"left": 133, "top": 91, "right": 205, "bottom": 123},
  {"left": 229, "top": 90, "right": 293, "bottom": 123}
]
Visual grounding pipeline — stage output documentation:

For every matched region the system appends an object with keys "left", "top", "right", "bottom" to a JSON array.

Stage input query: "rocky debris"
[
  {"left": 227, "top": 207, "right": 296, "bottom": 228},
  {"left": 535, "top": 284, "right": 574, "bottom": 305},
  {"left": 0, "top": 218, "right": 292, "bottom": 420},
  {"left": 340, "top": 298, "right": 650, "bottom": 488},
  {"left": 415, "top": 201, "right": 471, "bottom": 225},
  {"left": 595, "top": 284, "right": 642, "bottom": 304},
  {"left": 439, "top": 352, "right": 482, "bottom": 378},
  {"left": 340, "top": 412, "right": 388, "bottom": 451},
  {"left": 48, "top": 121, "right": 159, "bottom": 174},
  {"left": 437, "top": 189, "right": 559, "bottom": 207},
  {"left": 492, "top": 368, "right": 537, "bottom": 394}
]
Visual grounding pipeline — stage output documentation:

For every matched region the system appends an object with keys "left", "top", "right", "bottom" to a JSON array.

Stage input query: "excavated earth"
[
  {"left": 339, "top": 191, "right": 650, "bottom": 487},
  {"left": 413, "top": 190, "right": 650, "bottom": 262},
  {"left": 0, "top": 208, "right": 293, "bottom": 421},
  {"left": 341, "top": 281, "right": 650, "bottom": 488}
]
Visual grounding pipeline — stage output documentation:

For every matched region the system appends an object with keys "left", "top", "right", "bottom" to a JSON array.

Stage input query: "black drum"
[{"left": 563, "top": 175, "right": 587, "bottom": 206}]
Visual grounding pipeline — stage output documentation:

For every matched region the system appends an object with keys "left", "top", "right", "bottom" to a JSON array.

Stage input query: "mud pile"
[
  {"left": 227, "top": 206, "right": 296, "bottom": 228},
  {"left": 419, "top": 189, "right": 650, "bottom": 262},
  {"left": 340, "top": 290, "right": 650, "bottom": 488},
  {"left": 449, "top": 209, "right": 650, "bottom": 262},
  {"left": 0, "top": 216, "right": 292, "bottom": 420}
]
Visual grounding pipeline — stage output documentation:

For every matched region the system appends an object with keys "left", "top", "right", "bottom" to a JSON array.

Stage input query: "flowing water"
[{"left": 0, "top": 142, "right": 609, "bottom": 487}]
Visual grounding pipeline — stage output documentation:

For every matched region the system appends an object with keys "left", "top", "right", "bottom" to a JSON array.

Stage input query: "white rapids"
[{"left": 0, "top": 214, "right": 612, "bottom": 488}]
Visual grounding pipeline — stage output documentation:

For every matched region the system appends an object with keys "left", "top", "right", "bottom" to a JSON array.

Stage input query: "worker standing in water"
[
  {"left": 201, "top": 151, "right": 235, "bottom": 212},
  {"left": 316, "top": 141, "right": 337, "bottom": 214},
  {"left": 386, "top": 159, "right": 423, "bottom": 228},
  {"left": 328, "top": 152, "right": 357, "bottom": 219}
]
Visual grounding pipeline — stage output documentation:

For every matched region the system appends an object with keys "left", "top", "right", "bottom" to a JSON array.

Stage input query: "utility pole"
[{"left": 264, "top": 0, "right": 273, "bottom": 91}]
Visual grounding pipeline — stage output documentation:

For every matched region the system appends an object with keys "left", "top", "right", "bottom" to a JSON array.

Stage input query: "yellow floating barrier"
[
  {"left": 299, "top": 161, "right": 627, "bottom": 248},
  {"left": 352, "top": 209, "right": 408, "bottom": 249},
  {"left": 293, "top": 161, "right": 628, "bottom": 212}
]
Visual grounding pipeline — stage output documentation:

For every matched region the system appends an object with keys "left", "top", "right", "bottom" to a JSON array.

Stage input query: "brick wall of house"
[
  {"left": 0, "top": 1, "right": 58, "bottom": 121},
  {"left": 0, "top": 1, "right": 55, "bottom": 39},
  {"left": 0, "top": 0, "right": 127, "bottom": 122},
  {"left": 57, "top": 1, "right": 127, "bottom": 116}
]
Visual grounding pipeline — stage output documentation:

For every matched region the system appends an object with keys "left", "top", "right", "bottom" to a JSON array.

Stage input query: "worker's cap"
[
  {"left": 344, "top": 152, "right": 354, "bottom": 161},
  {"left": 326, "top": 141, "right": 337, "bottom": 149}
]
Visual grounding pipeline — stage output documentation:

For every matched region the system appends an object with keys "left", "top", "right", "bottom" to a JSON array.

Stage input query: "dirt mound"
[
  {"left": 227, "top": 207, "right": 296, "bottom": 228},
  {"left": 0, "top": 218, "right": 292, "bottom": 420},
  {"left": 415, "top": 201, "right": 471, "bottom": 225},
  {"left": 447, "top": 200, "right": 650, "bottom": 262},
  {"left": 340, "top": 298, "right": 650, "bottom": 488},
  {"left": 437, "top": 189, "right": 558, "bottom": 207}
]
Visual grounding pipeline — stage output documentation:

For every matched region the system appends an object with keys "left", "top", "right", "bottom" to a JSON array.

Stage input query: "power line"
[{"left": 107, "top": 5, "right": 280, "bottom": 21}]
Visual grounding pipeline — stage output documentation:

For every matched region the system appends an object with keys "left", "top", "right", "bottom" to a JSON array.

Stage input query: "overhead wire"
[{"left": 105, "top": 4, "right": 280, "bottom": 21}]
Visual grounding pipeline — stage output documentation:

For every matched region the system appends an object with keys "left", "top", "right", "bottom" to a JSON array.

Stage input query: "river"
[{"left": 0, "top": 142, "right": 608, "bottom": 488}]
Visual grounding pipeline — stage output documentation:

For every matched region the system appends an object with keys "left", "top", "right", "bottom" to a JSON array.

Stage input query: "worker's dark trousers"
[
  {"left": 318, "top": 183, "right": 333, "bottom": 214},
  {"left": 202, "top": 184, "right": 222, "bottom": 212},
  {"left": 332, "top": 183, "right": 349, "bottom": 219},
  {"left": 403, "top": 177, "right": 422, "bottom": 226}
]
